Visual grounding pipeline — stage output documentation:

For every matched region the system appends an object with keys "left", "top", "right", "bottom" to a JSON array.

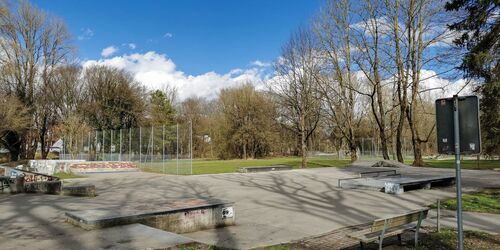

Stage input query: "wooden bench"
[{"left": 348, "top": 208, "right": 429, "bottom": 250}]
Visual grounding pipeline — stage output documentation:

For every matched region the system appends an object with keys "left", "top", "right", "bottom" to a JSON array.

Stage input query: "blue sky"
[{"left": 32, "top": 0, "right": 322, "bottom": 75}]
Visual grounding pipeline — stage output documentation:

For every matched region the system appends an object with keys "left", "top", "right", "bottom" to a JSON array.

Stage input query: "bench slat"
[
  {"left": 372, "top": 209, "right": 428, "bottom": 232},
  {"left": 348, "top": 223, "right": 414, "bottom": 242}
]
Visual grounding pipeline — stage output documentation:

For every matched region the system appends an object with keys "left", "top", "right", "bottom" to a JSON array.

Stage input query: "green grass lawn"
[
  {"left": 405, "top": 159, "right": 500, "bottom": 170},
  {"left": 431, "top": 188, "right": 500, "bottom": 214},
  {"left": 52, "top": 172, "right": 84, "bottom": 179},
  {"left": 141, "top": 156, "right": 351, "bottom": 175}
]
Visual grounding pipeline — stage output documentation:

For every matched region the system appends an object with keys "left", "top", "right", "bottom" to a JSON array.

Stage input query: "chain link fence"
[{"left": 60, "top": 123, "right": 192, "bottom": 175}]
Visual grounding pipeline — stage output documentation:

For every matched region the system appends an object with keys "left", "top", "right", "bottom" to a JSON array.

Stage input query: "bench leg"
[
  {"left": 398, "top": 234, "right": 402, "bottom": 245},
  {"left": 360, "top": 241, "right": 364, "bottom": 250}
]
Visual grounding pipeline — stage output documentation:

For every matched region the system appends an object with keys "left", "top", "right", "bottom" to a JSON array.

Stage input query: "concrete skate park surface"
[{"left": 0, "top": 162, "right": 499, "bottom": 249}]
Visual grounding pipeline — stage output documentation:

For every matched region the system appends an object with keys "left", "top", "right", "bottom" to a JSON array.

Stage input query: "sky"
[
  {"left": 32, "top": 0, "right": 321, "bottom": 73},
  {"left": 31, "top": 0, "right": 471, "bottom": 100}
]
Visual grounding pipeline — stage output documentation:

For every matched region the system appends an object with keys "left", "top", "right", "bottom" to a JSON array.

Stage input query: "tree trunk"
[
  {"left": 300, "top": 117, "right": 307, "bottom": 168},
  {"left": 243, "top": 142, "right": 247, "bottom": 160},
  {"left": 2, "top": 132, "right": 23, "bottom": 162},
  {"left": 350, "top": 145, "right": 357, "bottom": 162},
  {"left": 396, "top": 113, "right": 405, "bottom": 163},
  {"left": 412, "top": 141, "right": 425, "bottom": 166}
]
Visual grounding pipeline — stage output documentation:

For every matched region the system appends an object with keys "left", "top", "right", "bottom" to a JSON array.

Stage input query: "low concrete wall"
[
  {"left": 24, "top": 181, "right": 62, "bottom": 194},
  {"left": 65, "top": 199, "right": 235, "bottom": 233},
  {"left": 141, "top": 204, "right": 235, "bottom": 233},
  {"left": 29, "top": 160, "right": 86, "bottom": 175},
  {"left": 62, "top": 185, "right": 96, "bottom": 197},
  {"left": 70, "top": 161, "right": 139, "bottom": 174},
  {"left": 240, "top": 165, "right": 292, "bottom": 173}
]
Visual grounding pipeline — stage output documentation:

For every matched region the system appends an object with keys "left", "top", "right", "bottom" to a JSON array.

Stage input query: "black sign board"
[{"left": 435, "top": 96, "right": 481, "bottom": 154}]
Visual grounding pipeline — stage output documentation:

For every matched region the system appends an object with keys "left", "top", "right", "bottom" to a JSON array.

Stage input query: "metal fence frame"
[{"left": 60, "top": 123, "right": 193, "bottom": 175}]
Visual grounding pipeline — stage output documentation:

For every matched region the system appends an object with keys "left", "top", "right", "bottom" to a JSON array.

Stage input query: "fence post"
[
  {"left": 437, "top": 199, "right": 441, "bottom": 232},
  {"left": 88, "top": 132, "right": 91, "bottom": 161},
  {"left": 102, "top": 130, "right": 105, "bottom": 161},
  {"left": 162, "top": 125, "right": 165, "bottom": 174},
  {"left": 139, "top": 127, "right": 142, "bottom": 167},
  {"left": 111, "top": 130, "right": 113, "bottom": 161},
  {"left": 129, "top": 128, "right": 131, "bottom": 162},
  {"left": 190, "top": 120, "right": 193, "bottom": 175},
  {"left": 179, "top": 122, "right": 181, "bottom": 174},
  {"left": 119, "top": 129, "right": 122, "bottom": 161},
  {"left": 151, "top": 126, "right": 154, "bottom": 163}
]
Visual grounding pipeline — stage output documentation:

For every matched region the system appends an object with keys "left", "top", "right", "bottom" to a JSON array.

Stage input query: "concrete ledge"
[
  {"left": 240, "top": 165, "right": 292, "bottom": 173},
  {"left": 65, "top": 199, "right": 235, "bottom": 233},
  {"left": 62, "top": 185, "right": 96, "bottom": 197},
  {"left": 24, "top": 181, "right": 62, "bottom": 194}
]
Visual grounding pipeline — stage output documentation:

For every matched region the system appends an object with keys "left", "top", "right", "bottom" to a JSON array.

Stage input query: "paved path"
[
  {"left": 424, "top": 209, "right": 500, "bottom": 234},
  {"left": 0, "top": 164, "right": 498, "bottom": 249}
]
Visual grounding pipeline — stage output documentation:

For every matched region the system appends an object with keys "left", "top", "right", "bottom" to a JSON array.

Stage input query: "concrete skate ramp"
[
  {"left": 240, "top": 165, "right": 292, "bottom": 173},
  {"left": 339, "top": 175, "right": 455, "bottom": 194},
  {"left": 66, "top": 198, "right": 235, "bottom": 233}
]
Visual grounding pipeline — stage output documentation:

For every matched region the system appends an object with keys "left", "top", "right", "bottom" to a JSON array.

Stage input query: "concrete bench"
[
  {"left": 62, "top": 185, "right": 96, "bottom": 197},
  {"left": 65, "top": 198, "right": 235, "bottom": 233},
  {"left": 24, "top": 180, "right": 62, "bottom": 194},
  {"left": 348, "top": 208, "right": 429, "bottom": 250},
  {"left": 239, "top": 165, "right": 292, "bottom": 173}
]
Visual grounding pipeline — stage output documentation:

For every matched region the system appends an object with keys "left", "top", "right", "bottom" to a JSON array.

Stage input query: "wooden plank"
[
  {"left": 349, "top": 224, "right": 414, "bottom": 242},
  {"left": 372, "top": 209, "right": 428, "bottom": 232}
]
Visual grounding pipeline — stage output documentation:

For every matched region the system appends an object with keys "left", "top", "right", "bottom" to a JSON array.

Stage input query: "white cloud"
[
  {"left": 83, "top": 51, "right": 268, "bottom": 100},
  {"left": 127, "top": 43, "right": 136, "bottom": 49},
  {"left": 77, "top": 28, "right": 94, "bottom": 40},
  {"left": 164, "top": 33, "right": 173, "bottom": 38},
  {"left": 251, "top": 60, "right": 271, "bottom": 67},
  {"left": 101, "top": 46, "right": 119, "bottom": 57},
  {"left": 419, "top": 69, "right": 474, "bottom": 100}
]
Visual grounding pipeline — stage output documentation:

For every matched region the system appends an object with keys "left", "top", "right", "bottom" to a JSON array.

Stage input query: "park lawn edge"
[{"left": 430, "top": 188, "right": 500, "bottom": 214}]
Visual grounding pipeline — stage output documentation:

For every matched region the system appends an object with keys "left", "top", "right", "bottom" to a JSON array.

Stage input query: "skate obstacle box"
[
  {"left": 239, "top": 165, "right": 292, "bottom": 173},
  {"left": 338, "top": 170, "right": 455, "bottom": 194},
  {"left": 65, "top": 198, "right": 235, "bottom": 233}
]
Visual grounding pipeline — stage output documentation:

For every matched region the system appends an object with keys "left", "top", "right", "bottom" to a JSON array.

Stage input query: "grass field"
[
  {"left": 406, "top": 159, "right": 500, "bottom": 170},
  {"left": 52, "top": 172, "right": 84, "bottom": 179},
  {"left": 431, "top": 188, "right": 500, "bottom": 214},
  {"left": 141, "top": 157, "right": 352, "bottom": 175},
  {"left": 139, "top": 156, "right": 499, "bottom": 175}
]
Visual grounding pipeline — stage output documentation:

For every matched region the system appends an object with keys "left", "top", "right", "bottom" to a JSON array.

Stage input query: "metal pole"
[
  {"left": 453, "top": 95, "right": 464, "bottom": 250},
  {"left": 162, "top": 125, "right": 165, "bottom": 174},
  {"left": 361, "top": 138, "right": 364, "bottom": 157},
  {"left": 151, "top": 126, "right": 154, "bottom": 163},
  {"left": 179, "top": 123, "right": 181, "bottom": 175},
  {"left": 69, "top": 135, "right": 72, "bottom": 160},
  {"left": 128, "top": 128, "right": 132, "bottom": 161},
  {"left": 88, "top": 132, "right": 91, "bottom": 161},
  {"left": 95, "top": 131, "right": 98, "bottom": 161},
  {"left": 119, "top": 129, "right": 122, "bottom": 161},
  {"left": 190, "top": 120, "right": 193, "bottom": 175},
  {"left": 139, "top": 127, "right": 142, "bottom": 167},
  {"left": 62, "top": 137, "right": 65, "bottom": 160},
  {"left": 437, "top": 199, "right": 441, "bottom": 232},
  {"left": 102, "top": 130, "right": 105, "bottom": 161},
  {"left": 111, "top": 130, "right": 113, "bottom": 161}
]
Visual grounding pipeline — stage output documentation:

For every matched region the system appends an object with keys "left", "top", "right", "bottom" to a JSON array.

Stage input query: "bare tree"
[
  {"left": 0, "top": 94, "right": 30, "bottom": 161},
  {"left": 350, "top": 0, "right": 392, "bottom": 160},
  {"left": 82, "top": 65, "right": 147, "bottom": 130},
  {"left": 0, "top": 1, "right": 73, "bottom": 160},
  {"left": 314, "top": 0, "right": 360, "bottom": 162},
  {"left": 385, "top": 0, "right": 454, "bottom": 165},
  {"left": 270, "top": 28, "right": 322, "bottom": 168}
]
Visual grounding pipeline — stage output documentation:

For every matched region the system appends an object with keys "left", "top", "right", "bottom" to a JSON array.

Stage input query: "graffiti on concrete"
[
  {"left": 70, "top": 161, "right": 138, "bottom": 173},
  {"left": 184, "top": 209, "right": 206, "bottom": 218},
  {"left": 29, "top": 160, "right": 85, "bottom": 175},
  {"left": 23, "top": 173, "right": 57, "bottom": 183}
]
